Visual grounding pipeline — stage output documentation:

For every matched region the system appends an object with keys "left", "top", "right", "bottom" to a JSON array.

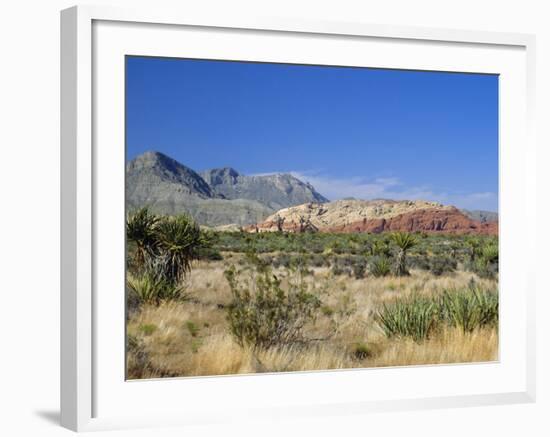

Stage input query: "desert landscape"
[{"left": 125, "top": 151, "right": 499, "bottom": 379}]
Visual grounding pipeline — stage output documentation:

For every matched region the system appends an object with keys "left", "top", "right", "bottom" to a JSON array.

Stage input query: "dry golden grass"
[{"left": 127, "top": 258, "right": 498, "bottom": 379}]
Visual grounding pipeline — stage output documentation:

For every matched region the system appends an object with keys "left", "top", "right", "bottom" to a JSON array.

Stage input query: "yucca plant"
[
  {"left": 469, "top": 241, "right": 499, "bottom": 279},
  {"left": 154, "top": 214, "right": 210, "bottom": 282},
  {"left": 127, "top": 267, "right": 188, "bottom": 304},
  {"left": 127, "top": 272, "right": 172, "bottom": 304},
  {"left": 390, "top": 232, "right": 418, "bottom": 276},
  {"left": 439, "top": 287, "right": 498, "bottom": 333},
  {"left": 465, "top": 236, "right": 483, "bottom": 263},
  {"left": 481, "top": 243, "right": 499, "bottom": 264},
  {"left": 375, "top": 294, "right": 437, "bottom": 342},
  {"left": 126, "top": 207, "right": 159, "bottom": 268}
]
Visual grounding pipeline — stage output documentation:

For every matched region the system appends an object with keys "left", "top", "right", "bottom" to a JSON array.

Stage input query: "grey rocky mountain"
[
  {"left": 460, "top": 209, "right": 499, "bottom": 223},
  {"left": 200, "top": 167, "right": 328, "bottom": 210},
  {"left": 126, "top": 151, "right": 327, "bottom": 226}
]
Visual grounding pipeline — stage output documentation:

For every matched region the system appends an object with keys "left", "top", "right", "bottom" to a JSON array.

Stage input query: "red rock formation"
[
  {"left": 249, "top": 207, "right": 498, "bottom": 236},
  {"left": 326, "top": 207, "right": 497, "bottom": 235}
]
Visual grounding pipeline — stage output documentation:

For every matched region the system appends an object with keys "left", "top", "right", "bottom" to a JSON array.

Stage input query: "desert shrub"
[
  {"left": 197, "top": 246, "right": 223, "bottom": 261},
  {"left": 475, "top": 243, "right": 498, "bottom": 279},
  {"left": 330, "top": 255, "right": 365, "bottom": 278},
  {"left": 352, "top": 342, "right": 371, "bottom": 360},
  {"left": 370, "top": 256, "right": 392, "bottom": 277},
  {"left": 310, "top": 253, "right": 329, "bottom": 267},
  {"left": 185, "top": 321, "right": 200, "bottom": 337},
  {"left": 271, "top": 253, "right": 293, "bottom": 269},
  {"left": 439, "top": 287, "right": 498, "bottom": 333},
  {"left": 139, "top": 323, "right": 157, "bottom": 336},
  {"left": 429, "top": 256, "right": 457, "bottom": 276},
  {"left": 331, "top": 264, "right": 349, "bottom": 276},
  {"left": 365, "top": 239, "right": 392, "bottom": 258},
  {"left": 321, "top": 305, "right": 335, "bottom": 317},
  {"left": 409, "top": 255, "right": 430, "bottom": 271},
  {"left": 126, "top": 334, "right": 151, "bottom": 379},
  {"left": 465, "top": 238, "right": 498, "bottom": 279},
  {"left": 352, "top": 259, "right": 367, "bottom": 279},
  {"left": 375, "top": 295, "right": 437, "bottom": 342},
  {"left": 224, "top": 261, "right": 321, "bottom": 350}
]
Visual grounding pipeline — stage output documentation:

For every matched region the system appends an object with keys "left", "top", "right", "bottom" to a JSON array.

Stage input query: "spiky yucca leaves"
[
  {"left": 154, "top": 214, "right": 211, "bottom": 283},
  {"left": 439, "top": 287, "right": 498, "bottom": 333},
  {"left": 126, "top": 207, "right": 159, "bottom": 268},
  {"left": 390, "top": 232, "right": 418, "bottom": 276},
  {"left": 375, "top": 295, "right": 437, "bottom": 342},
  {"left": 126, "top": 272, "right": 187, "bottom": 305},
  {"left": 481, "top": 243, "right": 498, "bottom": 264},
  {"left": 375, "top": 286, "right": 498, "bottom": 341},
  {"left": 366, "top": 239, "right": 391, "bottom": 258},
  {"left": 468, "top": 239, "right": 499, "bottom": 279}
]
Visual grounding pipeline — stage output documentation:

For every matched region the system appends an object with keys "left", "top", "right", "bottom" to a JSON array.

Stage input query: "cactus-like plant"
[{"left": 390, "top": 232, "right": 418, "bottom": 276}]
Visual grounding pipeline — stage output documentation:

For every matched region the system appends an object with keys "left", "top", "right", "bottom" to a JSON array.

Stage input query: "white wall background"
[{"left": 0, "top": 1, "right": 547, "bottom": 436}]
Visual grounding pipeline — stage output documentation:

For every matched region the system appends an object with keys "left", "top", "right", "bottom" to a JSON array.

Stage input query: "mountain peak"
[
  {"left": 201, "top": 167, "right": 328, "bottom": 210},
  {"left": 127, "top": 151, "right": 214, "bottom": 198},
  {"left": 201, "top": 167, "right": 240, "bottom": 186}
]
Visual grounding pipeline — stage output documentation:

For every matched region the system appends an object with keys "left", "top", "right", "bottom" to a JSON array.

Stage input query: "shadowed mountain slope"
[{"left": 200, "top": 167, "right": 328, "bottom": 210}]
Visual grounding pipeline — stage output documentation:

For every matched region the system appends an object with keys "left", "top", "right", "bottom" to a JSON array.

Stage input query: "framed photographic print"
[{"left": 61, "top": 5, "right": 536, "bottom": 432}]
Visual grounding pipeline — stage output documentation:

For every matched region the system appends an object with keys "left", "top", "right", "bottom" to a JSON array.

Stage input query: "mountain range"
[
  {"left": 126, "top": 151, "right": 498, "bottom": 234},
  {"left": 126, "top": 151, "right": 326, "bottom": 226}
]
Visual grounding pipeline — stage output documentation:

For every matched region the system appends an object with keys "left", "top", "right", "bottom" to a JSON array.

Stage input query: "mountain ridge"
[
  {"left": 126, "top": 151, "right": 327, "bottom": 226},
  {"left": 126, "top": 151, "right": 497, "bottom": 233}
]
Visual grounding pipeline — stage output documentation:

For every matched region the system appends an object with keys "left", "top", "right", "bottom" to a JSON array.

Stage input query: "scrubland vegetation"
[{"left": 126, "top": 208, "right": 499, "bottom": 379}]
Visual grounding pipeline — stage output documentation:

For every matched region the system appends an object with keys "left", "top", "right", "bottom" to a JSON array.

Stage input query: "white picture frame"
[{"left": 60, "top": 5, "right": 536, "bottom": 432}]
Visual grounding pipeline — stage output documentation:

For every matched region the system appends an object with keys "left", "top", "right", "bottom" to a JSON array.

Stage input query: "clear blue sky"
[{"left": 126, "top": 56, "right": 498, "bottom": 211}]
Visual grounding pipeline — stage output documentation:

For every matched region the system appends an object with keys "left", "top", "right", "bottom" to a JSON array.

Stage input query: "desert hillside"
[{"left": 248, "top": 199, "right": 498, "bottom": 235}]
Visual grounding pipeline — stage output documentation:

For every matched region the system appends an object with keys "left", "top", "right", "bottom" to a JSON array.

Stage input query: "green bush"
[
  {"left": 139, "top": 323, "right": 157, "bottom": 336},
  {"left": 429, "top": 256, "right": 457, "bottom": 276},
  {"left": 466, "top": 239, "right": 499, "bottom": 279},
  {"left": 370, "top": 256, "right": 392, "bottom": 277},
  {"left": 185, "top": 321, "right": 200, "bottom": 337},
  {"left": 352, "top": 342, "right": 371, "bottom": 360},
  {"left": 352, "top": 259, "right": 367, "bottom": 279},
  {"left": 224, "top": 262, "right": 321, "bottom": 350}
]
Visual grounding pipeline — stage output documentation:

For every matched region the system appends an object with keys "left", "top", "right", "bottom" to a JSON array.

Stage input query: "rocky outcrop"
[
  {"left": 249, "top": 200, "right": 498, "bottom": 235},
  {"left": 326, "top": 208, "right": 498, "bottom": 235}
]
